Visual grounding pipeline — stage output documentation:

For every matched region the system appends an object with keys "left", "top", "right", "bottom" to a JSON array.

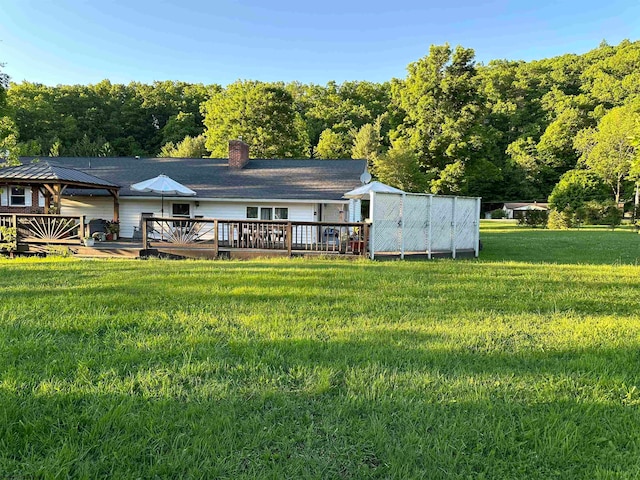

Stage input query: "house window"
[
  {"left": 246, "top": 207, "right": 287, "bottom": 220},
  {"left": 172, "top": 203, "right": 190, "bottom": 218},
  {"left": 10, "top": 187, "right": 26, "bottom": 206},
  {"left": 260, "top": 208, "right": 272, "bottom": 220},
  {"left": 246, "top": 207, "right": 258, "bottom": 219},
  {"left": 274, "top": 208, "right": 288, "bottom": 220}
]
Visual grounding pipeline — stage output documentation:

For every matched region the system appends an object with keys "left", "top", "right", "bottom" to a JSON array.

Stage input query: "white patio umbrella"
[
  {"left": 131, "top": 174, "right": 196, "bottom": 217},
  {"left": 343, "top": 181, "right": 405, "bottom": 199}
]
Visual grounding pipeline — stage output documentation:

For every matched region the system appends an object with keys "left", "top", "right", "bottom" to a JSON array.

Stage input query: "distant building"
[{"left": 502, "top": 202, "right": 549, "bottom": 219}]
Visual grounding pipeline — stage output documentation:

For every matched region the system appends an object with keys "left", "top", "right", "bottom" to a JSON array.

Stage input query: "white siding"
[
  {"left": 60, "top": 197, "right": 114, "bottom": 220},
  {"left": 348, "top": 199, "right": 361, "bottom": 222},
  {"left": 118, "top": 199, "right": 318, "bottom": 239},
  {"left": 119, "top": 199, "right": 164, "bottom": 238},
  {"left": 193, "top": 202, "right": 315, "bottom": 222}
]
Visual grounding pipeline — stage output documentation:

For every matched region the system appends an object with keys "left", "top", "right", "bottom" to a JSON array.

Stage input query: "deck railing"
[
  {"left": 0, "top": 214, "right": 84, "bottom": 250},
  {"left": 143, "top": 217, "right": 369, "bottom": 256}
]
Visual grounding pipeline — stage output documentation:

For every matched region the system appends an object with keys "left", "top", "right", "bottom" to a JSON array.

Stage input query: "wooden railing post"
[
  {"left": 361, "top": 222, "right": 369, "bottom": 258},
  {"left": 142, "top": 218, "right": 148, "bottom": 250},
  {"left": 79, "top": 215, "right": 85, "bottom": 243},
  {"left": 213, "top": 219, "right": 219, "bottom": 257},
  {"left": 286, "top": 222, "right": 292, "bottom": 256},
  {"left": 11, "top": 214, "right": 18, "bottom": 250}
]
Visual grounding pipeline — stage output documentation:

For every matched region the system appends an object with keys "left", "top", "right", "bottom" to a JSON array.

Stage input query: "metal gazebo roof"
[
  {"left": 0, "top": 161, "right": 120, "bottom": 217},
  {"left": 0, "top": 161, "right": 119, "bottom": 189}
]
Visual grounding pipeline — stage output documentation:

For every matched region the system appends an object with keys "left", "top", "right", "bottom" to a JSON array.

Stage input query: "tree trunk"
[{"left": 635, "top": 182, "right": 640, "bottom": 222}]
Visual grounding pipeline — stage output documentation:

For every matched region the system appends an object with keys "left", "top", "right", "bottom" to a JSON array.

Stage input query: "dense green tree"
[
  {"left": 6, "top": 80, "right": 212, "bottom": 156},
  {"left": 67, "top": 134, "right": 112, "bottom": 157},
  {"left": 373, "top": 137, "right": 430, "bottom": 192},
  {"left": 351, "top": 119, "right": 383, "bottom": 166},
  {"left": 548, "top": 169, "right": 610, "bottom": 210},
  {"left": 574, "top": 103, "right": 638, "bottom": 202},
  {"left": 393, "top": 44, "right": 484, "bottom": 169},
  {"left": 0, "top": 116, "right": 19, "bottom": 166},
  {"left": 203, "top": 81, "right": 308, "bottom": 158},
  {"left": 287, "top": 80, "right": 391, "bottom": 157},
  {"left": 3, "top": 39, "right": 640, "bottom": 203},
  {"left": 162, "top": 112, "right": 201, "bottom": 145},
  {"left": 315, "top": 129, "right": 350, "bottom": 159},
  {"left": 0, "top": 64, "right": 7, "bottom": 115},
  {"left": 159, "top": 134, "right": 208, "bottom": 158}
]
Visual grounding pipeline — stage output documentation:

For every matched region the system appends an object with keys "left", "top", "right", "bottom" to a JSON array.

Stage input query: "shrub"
[
  {"left": 0, "top": 226, "right": 17, "bottom": 252},
  {"left": 548, "top": 208, "right": 574, "bottom": 229},
  {"left": 578, "top": 201, "right": 605, "bottom": 225},
  {"left": 517, "top": 210, "right": 548, "bottom": 228},
  {"left": 490, "top": 208, "right": 507, "bottom": 219},
  {"left": 601, "top": 203, "right": 623, "bottom": 229},
  {"left": 549, "top": 169, "right": 610, "bottom": 211}
]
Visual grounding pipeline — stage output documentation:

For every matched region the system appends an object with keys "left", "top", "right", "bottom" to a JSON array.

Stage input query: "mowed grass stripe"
[{"left": 1, "top": 224, "right": 640, "bottom": 478}]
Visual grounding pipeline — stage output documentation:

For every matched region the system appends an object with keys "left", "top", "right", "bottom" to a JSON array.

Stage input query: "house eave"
[{"left": 74, "top": 195, "right": 351, "bottom": 204}]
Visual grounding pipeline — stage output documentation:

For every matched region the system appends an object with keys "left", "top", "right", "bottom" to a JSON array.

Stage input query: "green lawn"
[{"left": 1, "top": 223, "right": 640, "bottom": 478}]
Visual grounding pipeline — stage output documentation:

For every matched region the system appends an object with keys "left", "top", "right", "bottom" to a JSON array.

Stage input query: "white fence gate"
[{"left": 370, "top": 192, "right": 481, "bottom": 259}]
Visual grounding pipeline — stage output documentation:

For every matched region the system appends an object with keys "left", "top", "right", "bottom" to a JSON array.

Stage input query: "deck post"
[
  {"left": 142, "top": 218, "right": 148, "bottom": 250},
  {"left": 213, "top": 219, "right": 219, "bottom": 258},
  {"left": 109, "top": 189, "right": 120, "bottom": 222},
  {"left": 79, "top": 215, "right": 86, "bottom": 242},
  {"left": 286, "top": 222, "right": 292, "bottom": 256},
  {"left": 11, "top": 214, "right": 18, "bottom": 250},
  {"left": 361, "top": 222, "right": 369, "bottom": 258}
]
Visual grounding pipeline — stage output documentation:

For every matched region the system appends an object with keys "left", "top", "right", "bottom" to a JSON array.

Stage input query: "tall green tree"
[
  {"left": 393, "top": 44, "right": 484, "bottom": 167},
  {"left": 373, "top": 137, "right": 430, "bottom": 192},
  {"left": 0, "top": 116, "right": 20, "bottom": 167},
  {"left": 203, "top": 81, "right": 308, "bottom": 158},
  {"left": 574, "top": 103, "right": 638, "bottom": 203},
  {"left": 315, "top": 129, "right": 350, "bottom": 159},
  {"left": 351, "top": 118, "right": 383, "bottom": 166}
]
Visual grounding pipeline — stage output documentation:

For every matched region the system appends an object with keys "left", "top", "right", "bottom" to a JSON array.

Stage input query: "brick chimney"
[{"left": 229, "top": 139, "right": 250, "bottom": 169}]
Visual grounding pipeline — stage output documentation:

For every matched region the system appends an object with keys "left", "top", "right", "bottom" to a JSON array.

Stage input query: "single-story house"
[
  {"left": 0, "top": 140, "right": 367, "bottom": 239},
  {"left": 502, "top": 202, "right": 549, "bottom": 219}
]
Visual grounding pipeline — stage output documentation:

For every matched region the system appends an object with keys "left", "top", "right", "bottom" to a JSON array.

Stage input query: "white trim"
[
  {"left": 74, "top": 196, "right": 350, "bottom": 205},
  {"left": 369, "top": 191, "right": 376, "bottom": 260}
]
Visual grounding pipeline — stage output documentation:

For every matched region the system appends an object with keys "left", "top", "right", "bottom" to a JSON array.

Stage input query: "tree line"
[{"left": 1, "top": 39, "right": 640, "bottom": 208}]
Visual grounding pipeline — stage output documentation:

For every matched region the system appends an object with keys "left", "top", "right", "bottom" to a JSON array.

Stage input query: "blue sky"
[{"left": 1, "top": 0, "right": 639, "bottom": 86}]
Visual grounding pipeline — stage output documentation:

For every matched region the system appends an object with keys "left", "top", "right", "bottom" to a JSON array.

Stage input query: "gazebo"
[{"left": 0, "top": 161, "right": 121, "bottom": 220}]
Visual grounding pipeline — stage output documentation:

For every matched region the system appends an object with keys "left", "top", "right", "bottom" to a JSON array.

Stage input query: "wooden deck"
[
  {"left": 1, "top": 214, "right": 476, "bottom": 260},
  {"left": 1, "top": 214, "right": 370, "bottom": 259}
]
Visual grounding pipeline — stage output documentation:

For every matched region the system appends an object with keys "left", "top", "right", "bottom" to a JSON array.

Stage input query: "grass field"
[{"left": 1, "top": 222, "right": 640, "bottom": 478}]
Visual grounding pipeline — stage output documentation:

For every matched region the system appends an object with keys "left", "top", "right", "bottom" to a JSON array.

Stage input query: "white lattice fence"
[
  {"left": 369, "top": 192, "right": 480, "bottom": 259},
  {"left": 371, "top": 192, "right": 402, "bottom": 253},
  {"left": 430, "top": 197, "right": 455, "bottom": 252},
  {"left": 402, "top": 194, "right": 430, "bottom": 252},
  {"left": 455, "top": 198, "right": 478, "bottom": 250}
]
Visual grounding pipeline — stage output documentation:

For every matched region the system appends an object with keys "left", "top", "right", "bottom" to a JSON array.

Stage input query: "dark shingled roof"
[
  {"left": 0, "top": 161, "right": 119, "bottom": 188},
  {"left": 17, "top": 157, "right": 367, "bottom": 201}
]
